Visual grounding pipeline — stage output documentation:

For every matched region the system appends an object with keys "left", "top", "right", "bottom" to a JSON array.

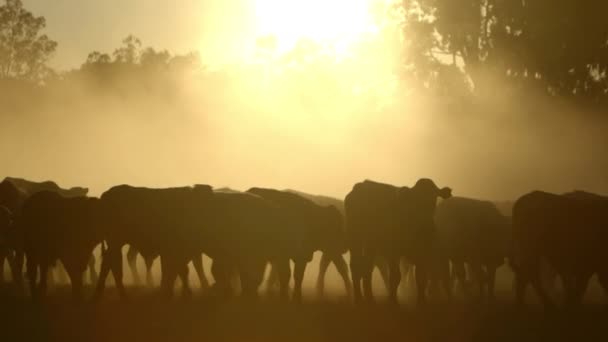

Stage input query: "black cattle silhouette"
[
  {"left": 205, "top": 188, "right": 294, "bottom": 298},
  {"left": 281, "top": 190, "right": 352, "bottom": 297},
  {"left": 346, "top": 179, "right": 452, "bottom": 305},
  {"left": 0, "top": 178, "right": 96, "bottom": 288},
  {"left": 5, "top": 177, "right": 88, "bottom": 198},
  {"left": 0, "top": 181, "right": 26, "bottom": 287},
  {"left": 434, "top": 197, "right": 511, "bottom": 301},
  {"left": 512, "top": 191, "right": 608, "bottom": 308},
  {"left": 246, "top": 188, "right": 345, "bottom": 301},
  {"left": 0, "top": 205, "right": 21, "bottom": 285},
  {"left": 286, "top": 190, "right": 418, "bottom": 298},
  {"left": 123, "top": 188, "right": 250, "bottom": 289},
  {"left": 20, "top": 191, "right": 103, "bottom": 301},
  {"left": 95, "top": 185, "right": 291, "bottom": 299},
  {"left": 94, "top": 185, "right": 213, "bottom": 299}
]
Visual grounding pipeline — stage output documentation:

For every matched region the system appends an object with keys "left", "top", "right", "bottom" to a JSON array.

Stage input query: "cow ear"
[{"left": 439, "top": 187, "right": 452, "bottom": 199}]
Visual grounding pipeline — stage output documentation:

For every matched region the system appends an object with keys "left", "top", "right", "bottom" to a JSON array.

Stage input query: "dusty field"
[{"left": 0, "top": 285, "right": 606, "bottom": 342}]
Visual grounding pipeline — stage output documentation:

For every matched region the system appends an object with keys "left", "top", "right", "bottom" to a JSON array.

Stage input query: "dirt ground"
[{"left": 0, "top": 285, "right": 606, "bottom": 342}]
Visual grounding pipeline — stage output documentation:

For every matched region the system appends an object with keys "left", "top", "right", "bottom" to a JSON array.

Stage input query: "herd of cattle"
[{"left": 0, "top": 176, "right": 607, "bottom": 309}]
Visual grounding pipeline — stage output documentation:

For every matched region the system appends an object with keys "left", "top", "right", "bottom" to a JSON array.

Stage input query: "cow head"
[
  {"left": 0, "top": 180, "right": 25, "bottom": 213},
  {"left": 398, "top": 179, "right": 453, "bottom": 229},
  {"left": 68, "top": 187, "right": 89, "bottom": 197}
]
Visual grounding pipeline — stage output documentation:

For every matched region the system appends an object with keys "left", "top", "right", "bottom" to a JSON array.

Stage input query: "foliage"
[{"left": 0, "top": 0, "right": 57, "bottom": 82}]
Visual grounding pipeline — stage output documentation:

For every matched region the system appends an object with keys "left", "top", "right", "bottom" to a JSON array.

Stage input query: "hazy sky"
[{"left": 24, "top": 0, "right": 259, "bottom": 69}]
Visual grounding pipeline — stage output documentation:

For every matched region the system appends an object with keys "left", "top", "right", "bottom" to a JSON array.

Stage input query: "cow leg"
[
  {"left": 47, "top": 263, "right": 56, "bottom": 288},
  {"left": 452, "top": 260, "right": 467, "bottom": 296},
  {"left": 438, "top": 260, "right": 453, "bottom": 302},
  {"left": 66, "top": 265, "right": 84, "bottom": 302},
  {"left": 514, "top": 270, "right": 529, "bottom": 307},
  {"left": 191, "top": 254, "right": 209, "bottom": 289},
  {"left": 126, "top": 246, "right": 141, "bottom": 286},
  {"left": 316, "top": 253, "right": 331, "bottom": 296},
  {"left": 93, "top": 247, "right": 112, "bottom": 300},
  {"left": 107, "top": 246, "right": 127, "bottom": 300},
  {"left": 178, "top": 264, "right": 192, "bottom": 298},
  {"left": 6, "top": 252, "right": 23, "bottom": 291},
  {"left": 211, "top": 258, "right": 233, "bottom": 297},
  {"left": 487, "top": 266, "right": 497, "bottom": 303},
  {"left": 275, "top": 259, "right": 291, "bottom": 300},
  {"left": 362, "top": 255, "right": 375, "bottom": 302},
  {"left": 570, "top": 272, "right": 592, "bottom": 308},
  {"left": 26, "top": 256, "right": 38, "bottom": 300},
  {"left": 15, "top": 250, "right": 25, "bottom": 282},
  {"left": 160, "top": 257, "right": 177, "bottom": 299},
  {"left": 333, "top": 254, "right": 352, "bottom": 298},
  {"left": 57, "top": 262, "right": 69, "bottom": 285},
  {"left": 529, "top": 268, "right": 553, "bottom": 309},
  {"left": 375, "top": 257, "right": 390, "bottom": 292},
  {"left": 469, "top": 261, "right": 484, "bottom": 302},
  {"left": 38, "top": 261, "right": 50, "bottom": 300},
  {"left": 399, "top": 260, "right": 412, "bottom": 294},
  {"left": 265, "top": 263, "right": 279, "bottom": 294},
  {"left": 292, "top": 259, "right": 307, "bottom": 302},
  {"left": 239, "top": 258, "right": 264, "bottom": 299},
  {"left": 0, "top": 252, "right": 5, "bottom": 284},
  {"left": 515, "top": 257, "right": 552, "bottom": 308},
  {"left": 350, "top": 249, "right": 363, "bottom": 303},
  {"left": 144, "top": 256, "right": 155, "bottom": 288},
  {"left": 387, "top": 257, "right": 401, "bottom": 305},
  {"left": 415, "top": 262, "right": 428, "bottom": 306},
  {"left": 598, "top": 271, "right": 608, "bottom": 298},
  {"left": 113, "top": 257, "right": 127, "bottom": 299},
  {"left": 88, "top": 254, "right": 98, "bottom": 285}
]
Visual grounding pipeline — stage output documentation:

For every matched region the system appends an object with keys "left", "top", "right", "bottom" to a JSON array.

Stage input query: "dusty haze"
[{"left": 2, "top": 0, "right": 608, "bottom": 202}]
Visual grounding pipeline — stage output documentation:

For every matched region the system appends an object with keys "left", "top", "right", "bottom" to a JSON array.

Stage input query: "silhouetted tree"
[
  {"left": 400, "top": 0, "right": 608, "bottom": 102},
  {"left": 0, "top": 0, "right": 57, "bottom": 81}
]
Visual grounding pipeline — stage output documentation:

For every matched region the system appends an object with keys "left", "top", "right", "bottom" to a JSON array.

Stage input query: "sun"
[{"left": 254, "top": 0, "right": 377, "bottom": 53}]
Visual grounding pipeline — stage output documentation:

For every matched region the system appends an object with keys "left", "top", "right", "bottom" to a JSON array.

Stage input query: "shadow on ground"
[{"left": 0, "top": 286, "right": 606, "bottom": 342}]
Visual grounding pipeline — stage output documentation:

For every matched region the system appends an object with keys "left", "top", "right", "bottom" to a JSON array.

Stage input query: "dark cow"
[
  {"left": 0, "top": 181, "right": 26, "bottom": 286},
  {"left": 124, "top": 244, "right": 211, "bottom": 289},
  {"left": 122, "top": 187, "right": 248, "bottom": 289},
  {"left": 0, "top": 178, "right": 96, "bottom": 287},
  {"left": 198, "top": 188, "right": 296, "bottom": 298},
  {"left": 247, "top": 188, "right": 345, "bottom": 300},
  {"left": 95, "top": 185, "right": 290, "bottom": 299},
  {"left": 346, "top": 179, "right": 452, "bottom": 304},
  {"left": 0, "top": 205, "right": 21, "bottom": 285},
  {"left": 94, "top": 185, "right": 214, "bottom": 299},
  {"left": 0, "top": 180, "right": 27, "bottom": 213},
  {"left": 283, "top": 190, "right": 352, "bottom": 297},
  {"left": 289, "top": 190, "right": 415, "bottom": 297},
  {"left": 434, "top": 197, "right": 511, "bottom": 301},
  {"left": 20, "top": 191, "right": 103, "bottom": 300},
  {"left": 512, "top": 191, "right": 608, "bottom": 308},
  {"left": 5, "top": 177, "right": 88, "bottom": 198}
]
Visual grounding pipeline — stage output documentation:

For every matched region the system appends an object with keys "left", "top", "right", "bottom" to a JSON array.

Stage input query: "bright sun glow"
[{"left": 254, "top": 0, "right": 377, "bottom": 53}]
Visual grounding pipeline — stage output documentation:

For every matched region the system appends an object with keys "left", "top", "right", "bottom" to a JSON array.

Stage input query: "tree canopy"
[{"left": 0, "top": 0, "right": 57, "bottom": 81}]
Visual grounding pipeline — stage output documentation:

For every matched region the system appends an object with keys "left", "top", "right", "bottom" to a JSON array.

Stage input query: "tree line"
[{"left": 2, "top": 0, "right": 608, "bottom": 112}]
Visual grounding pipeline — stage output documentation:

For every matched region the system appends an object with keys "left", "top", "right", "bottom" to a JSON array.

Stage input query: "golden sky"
[
  {"left": 24, "top": 0, "right": 391, "bottom": 69},
  {"left": 24, "top": 0, "right": 259, "bottom": 69},
  {"left": 12, "top": 1, "right": 608, "bottom": 200}
]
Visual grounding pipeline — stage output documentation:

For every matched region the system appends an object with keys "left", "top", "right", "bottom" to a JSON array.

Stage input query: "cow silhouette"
[
  {"left": 20, "top": 191, "right": 103, "bottom": 301},
  {"left": 434, "top": 197, "right": 511, "bottom": 302},
  {"left": 0, "top": 178, "right": 96, "bottom": 288},
  {"left": 246, "top": 188, "right": 345, "bottom": 301},
  {"left": 346, "top": 179, "right": 452, "bottom": 305},
  {"left": 512, "top": 191, "right": 608, "bottom": 308}
]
